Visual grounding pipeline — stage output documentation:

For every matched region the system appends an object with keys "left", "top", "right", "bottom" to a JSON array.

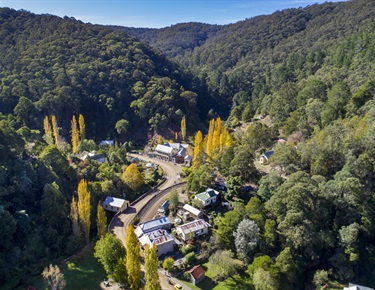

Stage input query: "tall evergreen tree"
[
  {"left": 126, "top": 225, "right": 141, "bottom": 290},
  {"left": 97, "top": 202, "right": 107, "bottom": 239},
  {"left": 77, "top": 179, "right": 91, "bottom": 243},
  {"left": 144, "top": 244, "right": 160, "bottom": 290}
]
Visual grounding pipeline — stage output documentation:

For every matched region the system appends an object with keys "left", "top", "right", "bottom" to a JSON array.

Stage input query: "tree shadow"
[{"left": 223, "top": 274, "right": 252, "bottom": 290}]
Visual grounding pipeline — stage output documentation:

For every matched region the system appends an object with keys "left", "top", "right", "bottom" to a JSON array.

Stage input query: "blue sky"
[{"left": 1, "top": 0, "right": 345, "bottom": 28}]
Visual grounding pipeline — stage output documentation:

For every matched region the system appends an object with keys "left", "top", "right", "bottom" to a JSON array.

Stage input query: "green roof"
[
  {"left": 195, "top": 192, "right": 211, "bottom": 201},
  {"left": 195, "top": 189, "right": 217, "bottom": 201}
]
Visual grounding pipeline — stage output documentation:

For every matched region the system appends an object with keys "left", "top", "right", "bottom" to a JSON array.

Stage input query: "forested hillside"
[
  {"left": 119, "top": 0, "right": 375, "bottom": 288},
  {"left": 1, "top": 0, "right": 375, "bottom": 288},
  {"left": 0, "top": 8, "right": 209, "bottom": 288},
  {"left": 116, "top": 22, "right": 222, "bottom": 58},
  {"left": 0, "top": 8, "right": 211, "bottom": 141},
  {"left": 123, "top": 0, "right": 375, "bottom": 120}
]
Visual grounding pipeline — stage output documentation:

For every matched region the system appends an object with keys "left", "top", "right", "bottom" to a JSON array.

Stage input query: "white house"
[
  {"left": 102, "top": 197, "right": 129, "bottom": 213},
  {"left": 99, "top": 140, "right": 114, "bottom": 146},
  {"left": 176, "top": 219, "right": 211, "bottom": 241},
  {"left": 135, "top": 217, "right": 172, "bottom": 238},
  {"left": 259, "top": 150, "right": 274, "bottom": 164},
  {"left": 194, "top": 188, "right": 219, "bottom": 207},
  {"left": 75, "top": 151, "right": 105, "bottom": 163},
  {"left": 138, "top": 229, "right": 176, "bottom": 256},
  {"left": 182, "top": 204, "right": 203, "bottom": 220},
  {"left": 153, "top": 143, "right": 192, "bottom": 164}
]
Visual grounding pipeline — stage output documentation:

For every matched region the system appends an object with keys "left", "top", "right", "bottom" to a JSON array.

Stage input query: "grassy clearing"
[
  {"left": 179, "top": 262, "right": 250, "bottom": 290},
  {"left": 19, "top": 245, "right": 106, "bottom": 290}
]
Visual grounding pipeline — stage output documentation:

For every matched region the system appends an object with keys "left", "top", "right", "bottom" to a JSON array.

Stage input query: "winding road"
[{"left": 109, "top": 153, "right": 191, "bottom": 290}]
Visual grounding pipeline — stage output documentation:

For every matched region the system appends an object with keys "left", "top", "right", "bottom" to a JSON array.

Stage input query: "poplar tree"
[
  {"left": 70, "top": 196, "right": 81, "bottom": 237},
  {"left": 78, "top": 179, "right": 91, "bottom": 243},
  {"left": 71, "top": 115, "right": 79, "bottom": 153},
  {"left": 97, "top": 202, "right": 107, "bottom": 239},
  {"left": 193, "top": 130, "right": 203, "bottom": 167},
  {"left": 78, "top": 114, "right": 85, "bottom": 140},
  {"left": 51, "top": 115, "right": 59, "bottom": 146},
  {"left": 181, "top": 116, "right": 186, "bottom": 141},
  {"left": 126, "top": 225, "right": 141, "bottom": 290},
  {"left": 43, "top": 116, "right": 52, "bottom": 142},
  {"left": 144, "top": 244, "right": 160, "bottom": 290}
]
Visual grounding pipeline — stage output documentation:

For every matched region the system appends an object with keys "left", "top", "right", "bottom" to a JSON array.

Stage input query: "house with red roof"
[{"left": 189, "top": 265, "right": 205, "bottom": 285}]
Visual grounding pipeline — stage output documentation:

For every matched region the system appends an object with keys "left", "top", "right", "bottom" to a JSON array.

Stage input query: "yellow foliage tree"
[
  {"left": 121, "top": 163, "right": 144, "bottom": 191},
  {"left": 144, "top": 244, "right": 160, "bottom": 290},
  {"left": 96, "top": 202, "right": 107, "bottom": 239},
  {"left": 70, "top": 196, "right": 81, "bottom": 237},
  {"left": 51, "top": 115, "right": 59, "bottom": 146},
  {"left": 77, "top": 179, "right": 91, "bottom": 243},
  {"left": 71, "top": 115, "right": 79, "bottom": 153},
  {"left": 181, "top": 116, "right": 187, "bottom": 141},
  {"left": 43, "top": 116, "right": 52, "bottom": 143},
  {"left": 193, "top": 130, "right": 203, "bottom": 168},
  {"left": 79, "top": 114, "right": 85, "bottom": 141},
  {"left": 126, "top": 225, "right": 141, "bottom": 290}
]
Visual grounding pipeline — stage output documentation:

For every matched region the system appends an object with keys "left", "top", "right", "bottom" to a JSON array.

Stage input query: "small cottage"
[
  {"left": 176, "top": 219, "right": 210, "bottom": 241},
  {"left": 182, "top": 204, "right": 203, "bottom": 220},
  {"left": 259, "top": 150, "right": 274, "bottom": 164},
  {"left": 189, "top": 265, "right": 205, "bottom": 285},
  {"left": 102, "top": 197, "right": 129, "bottom": 213},
  {"left": 194, "top": 188, "right": 219, "bottom": 207}
]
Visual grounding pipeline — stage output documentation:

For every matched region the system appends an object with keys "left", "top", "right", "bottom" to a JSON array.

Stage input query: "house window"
[{"left": 111, "top": 206, "right": 113, "bottom": 210}]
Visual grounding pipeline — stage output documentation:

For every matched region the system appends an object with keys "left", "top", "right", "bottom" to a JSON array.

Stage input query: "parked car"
[{"left": 174, "top": 284, "right": 183, "bottom": 290}]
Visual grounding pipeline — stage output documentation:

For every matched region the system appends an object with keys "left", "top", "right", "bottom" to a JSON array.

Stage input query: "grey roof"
[
  {"left": 183, "top": 204, "right": 202, "bottom": 216},
  {"left": 177, "top": 219, "right": 211, "bottom": 235},
  {"left": 137, "top": 217, "right": 171, "bottom": 234},
  {"left": 139, "top": 229, "right": 174, "bottom": 247},
  {"left": 102, "top": 196, "right": 126, "bottom": 208},
  {"left": 155, "top": 144, "right": 173, "bottom": 155}
]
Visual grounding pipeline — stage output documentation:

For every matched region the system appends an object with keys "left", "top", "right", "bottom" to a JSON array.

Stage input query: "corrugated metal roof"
[
  {"left": 102, "top": 196, "right": 126, "bottom": 208},
  {"left": 177, "top": 219, "right": 210, "bottom": 235},
  {"left": 183, "top": 204, "right": 202, "bottom": 216},
  {"left": 155, "top": 144, "right": 173, "bottom": 154}
]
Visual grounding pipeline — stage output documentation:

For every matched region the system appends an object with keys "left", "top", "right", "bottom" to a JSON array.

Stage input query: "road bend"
[{"left": 109, "top": 154, "right": 191, "bottom": 290}]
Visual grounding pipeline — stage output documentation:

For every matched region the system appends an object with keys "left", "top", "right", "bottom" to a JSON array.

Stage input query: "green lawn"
[
  {"left": 19, "top": 246, "right": 106, "bottom": 290},
  {"left": 179, "top": 262, "right": 251, "bottom": 290}
]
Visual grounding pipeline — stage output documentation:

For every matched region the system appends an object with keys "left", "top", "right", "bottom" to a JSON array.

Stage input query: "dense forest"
[{"left": 1, "top": 0, "right": 375, "bottom": 288}]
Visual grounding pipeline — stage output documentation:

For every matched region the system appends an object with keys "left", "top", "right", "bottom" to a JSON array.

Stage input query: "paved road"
[{"left": 109, "top": 154, "right": 189, "bottom": 290}]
